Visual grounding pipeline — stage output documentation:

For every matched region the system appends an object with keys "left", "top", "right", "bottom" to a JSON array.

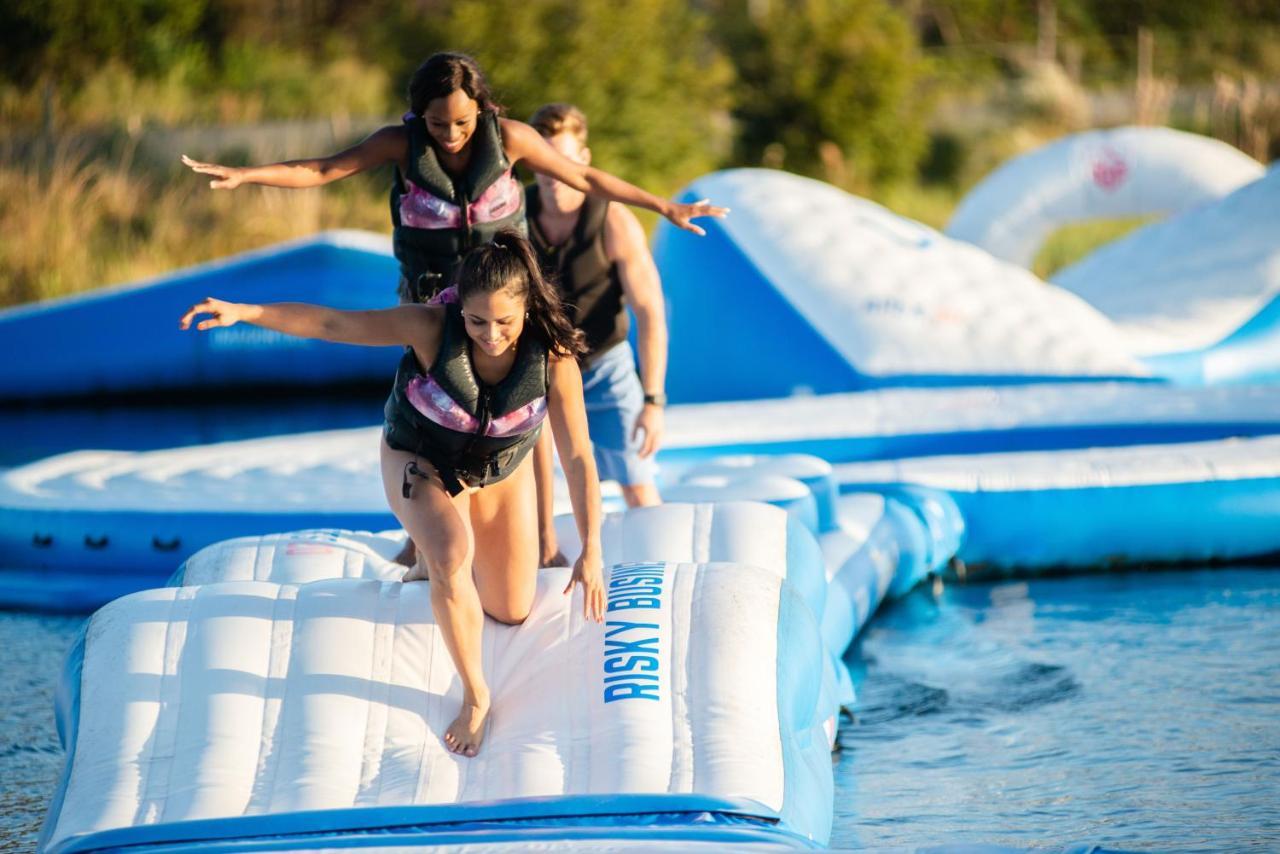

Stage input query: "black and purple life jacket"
[
  {"left": 390, "top": 110, "right": 527, "bottom": 301},
  {"left": 383, "top": 294, "right": 548, "bottom": 495}
]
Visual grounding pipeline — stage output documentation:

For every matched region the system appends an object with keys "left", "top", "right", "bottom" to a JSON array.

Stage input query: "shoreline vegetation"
[{"left": 3, "top": 0, "right": 1278, "bottom": 308}]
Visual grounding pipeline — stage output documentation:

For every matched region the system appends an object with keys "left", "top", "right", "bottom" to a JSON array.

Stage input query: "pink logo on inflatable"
[{"left": 1092, "top": 147, "right": 1128, "bottom": 192}]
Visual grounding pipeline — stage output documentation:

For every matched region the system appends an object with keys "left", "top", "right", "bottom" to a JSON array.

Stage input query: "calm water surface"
[{"left": 834, "top": 568, "right": 1280, "bottom": 852}]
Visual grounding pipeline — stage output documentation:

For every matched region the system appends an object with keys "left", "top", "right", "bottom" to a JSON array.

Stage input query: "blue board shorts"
[{"left": 581, "top": 341, "right": 658, "bottom": 487}]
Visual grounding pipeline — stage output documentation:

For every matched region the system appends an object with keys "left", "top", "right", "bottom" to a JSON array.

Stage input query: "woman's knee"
[
  {"left": 484, "top": 598, "right": 532, "bottom": 626},
  {"left": 478, "top": 580, "right": 536, "bottom": 625},
  {"left": 420, "top": 530, "right": 470, "bottom": 581}
]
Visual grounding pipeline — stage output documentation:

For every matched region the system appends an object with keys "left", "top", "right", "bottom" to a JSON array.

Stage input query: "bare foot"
[
  {"left": 401, "top": 561, "right": 429, "bottom": 582},
  {"left": 443, "top": 699, "right": 490, "bottom": 757},
  {"left": 392, "top": 537, "right": 416, "bottom": 567}
]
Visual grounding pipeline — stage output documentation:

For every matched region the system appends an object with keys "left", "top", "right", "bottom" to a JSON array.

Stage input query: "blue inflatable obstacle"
[
  {"left": 835, "top": 433, "right": 1280, "bottom": 571},
  {"left": 0, "top": 231, "right": 399, "bottom": 400},
  {"left": 0, "top": 428, "right": 397, "bottom": 612},
  {"left": 40, "top": 500, "right": 863, "bottom": 852},
  {"left": 652, "top": 168, "right": 1149, "bottom": 403},
  {"left": 9, "top": 381, "right": 1280, "bottom": 612}
]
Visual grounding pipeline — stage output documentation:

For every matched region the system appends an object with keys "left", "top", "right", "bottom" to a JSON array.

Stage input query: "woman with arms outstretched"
[
  {"left": 182, "top": 51, "right": 725, "bottom": 303},
  {"left": 180, "top": 232, "right": 604, "bottom": 757}
]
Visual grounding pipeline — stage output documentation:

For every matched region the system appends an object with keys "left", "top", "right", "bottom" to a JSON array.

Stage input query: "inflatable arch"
[
  {"left": 947, "top": 124, "right": 1264, "bottom": 267},
  {"left": 653, "top": 168, "right": 1146, "bottom": 403},
  {"left": 945, "top": 126, "right": 1264, "bottom": 268},
  {"left": 1053, "top": 167, "right": 1280, "bottom": 384}
]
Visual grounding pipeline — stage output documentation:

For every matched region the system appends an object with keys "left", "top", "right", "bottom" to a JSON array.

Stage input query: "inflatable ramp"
[
  {"left": 653, "top": 168, "right": 1146, "bottom": 402},
  {"left": 40, "top": 562, "right": 832, "bottom": 852},
  {"left": 0, "top": 231, "right": 399, "bottom": 401}
]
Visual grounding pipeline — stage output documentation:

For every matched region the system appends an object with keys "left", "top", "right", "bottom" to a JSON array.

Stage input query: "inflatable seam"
[
  {"left": 142, "top": 588, "right": 195, "bottom": 825},
  {"left": 356, "top": 582, "right": 397, "bottom": 805},
  {"left": 668, "top": 563, "right": 695, "bottom": 792},
  {"left": 417, "top": 612, "right": 448, "bottom": 804},
  {"left": 249, "top": 585, "right": 296, "bottom": 813},
  {"left": 576, "top": 572, "right": 595, "bottom": 794},
  {"left": 255, "top": 542, "right": 274, "bottom": 582},
  {"left": 692, "top": 504, "right": 712, "bottom": 563}
]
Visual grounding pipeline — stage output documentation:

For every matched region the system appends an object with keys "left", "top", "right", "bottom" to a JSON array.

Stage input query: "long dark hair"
[
  {"left": 408, "top": 52, "right": 501, "bottom": 117},
  {"left": 455, "top": 231, "right": 586, "bottom": 360}
]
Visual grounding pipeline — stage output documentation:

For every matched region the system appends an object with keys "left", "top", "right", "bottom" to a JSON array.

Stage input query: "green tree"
[
  {"left": 0, "top": 0, "right": 213, "bottom": 85},
  {"left": 712, "top": 0, "right": 929, "bottom": 187},
  {"left": 368, "top": 0, "right": 734, "bottom": 197}
]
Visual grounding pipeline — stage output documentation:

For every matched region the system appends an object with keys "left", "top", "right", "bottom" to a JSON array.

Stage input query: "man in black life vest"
[{"left": 526, "top": 104, "right": 668, "bottom": 565}]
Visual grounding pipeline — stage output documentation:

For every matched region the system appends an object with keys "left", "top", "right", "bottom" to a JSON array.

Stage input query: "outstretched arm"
[
  {"left": 181, "top": 125, "right": 407, "bottom": 190},
  {"left": 502, "top": 119, "right": 728, "bottom": 236},
  {"left": 546, "top": 353, "right": 605, "bottom": 621},
  {"left": 532, "top": 429, "right": 568, "bottom": 566},
  {"left": 179, "top": 297, "right": 437, "bottom": 349}
]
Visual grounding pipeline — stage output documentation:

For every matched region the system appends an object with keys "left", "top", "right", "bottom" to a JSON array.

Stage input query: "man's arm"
[{"left": 604, "top": 203, "right": 668, "bottom": 458}]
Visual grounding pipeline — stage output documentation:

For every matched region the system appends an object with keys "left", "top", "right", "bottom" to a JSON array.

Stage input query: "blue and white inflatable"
[
  {"left": 1054, "top": 167, "right": 1280, "bottom": 385},
  {"left": 9, "top": 382, "right": 1280, "bottom": 612},
  {"left": 654, "top": 169, "right": 1147, "bottom": 402},
  {"left": 945, "top": 126, "right": 1264, "bottom": 268},
  {"left": 0, "top": 231, "right": 398, "bottom": 400},
  {"left": 40, "top": 500, "right": 853, "bottom": 852}
]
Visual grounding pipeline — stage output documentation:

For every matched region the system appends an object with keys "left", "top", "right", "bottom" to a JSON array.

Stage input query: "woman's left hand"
[
  {"left": 564, "top": 550, "right": 605, "bottom": 622},
  {"left": 664, "top": 198, "right": 729, "bottom": 236},
  {"left": 179, "top": 297, "right": 249, "bottom": 331}
]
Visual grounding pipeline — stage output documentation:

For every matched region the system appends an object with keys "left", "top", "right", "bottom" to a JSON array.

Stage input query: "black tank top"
[{"left": 526, "top": 186, "right": 628, "bottom": 360}]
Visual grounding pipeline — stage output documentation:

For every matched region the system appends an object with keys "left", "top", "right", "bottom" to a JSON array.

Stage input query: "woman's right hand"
[
  {"left": 181, "top": 154, "right": 245, "bottom": 190},
  {"left": 564, "top": 549, "right": 605, "bottom": 623},
  {"left": 180, "top": 297, "right": 249, "bottom": 331}
]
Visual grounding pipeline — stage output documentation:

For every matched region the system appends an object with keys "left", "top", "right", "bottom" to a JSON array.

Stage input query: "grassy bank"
[
  {"left": 0, "top": 143, "right": 1155, "bottom": 309},
  {"left": 0, "top": 143, "right": 389, "bottom": 307}
]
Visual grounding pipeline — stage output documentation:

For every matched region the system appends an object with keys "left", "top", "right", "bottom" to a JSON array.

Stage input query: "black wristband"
[{"left": 643, "top": 392, "right": 667, "bottom": 407}]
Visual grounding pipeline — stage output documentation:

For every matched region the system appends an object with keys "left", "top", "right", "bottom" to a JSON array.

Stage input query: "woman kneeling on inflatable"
[{"left": 180, "top": 231, "right": 603, "bottom": 757}]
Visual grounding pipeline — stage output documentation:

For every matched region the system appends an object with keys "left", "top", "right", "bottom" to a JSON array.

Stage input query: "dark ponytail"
[
  {"left": 408, "top": 52, "right": 502, "bottom": 117},
  {"left": 455, "top": 231, "right": 586, "bottom": 360}
]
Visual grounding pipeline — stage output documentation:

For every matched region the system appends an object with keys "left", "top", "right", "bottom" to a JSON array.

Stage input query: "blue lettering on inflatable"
[{"left": 603, "top": 563, "right": 666, "bottom": 703}]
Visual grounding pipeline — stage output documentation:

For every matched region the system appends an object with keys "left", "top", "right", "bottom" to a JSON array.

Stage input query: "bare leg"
[
  {"left": 469, "top": 455, "right": 541, "bottom": 625},
  {"left": 620, "top": 481, "right": 661, "bottom": 508},
  {"left": 380, "top": 440, "right": 489, "bottom": 756}
]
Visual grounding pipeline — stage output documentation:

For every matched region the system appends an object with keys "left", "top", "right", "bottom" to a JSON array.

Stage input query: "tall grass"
[{"left": 0, "top": 142, "right": 389, "bottom": 307}]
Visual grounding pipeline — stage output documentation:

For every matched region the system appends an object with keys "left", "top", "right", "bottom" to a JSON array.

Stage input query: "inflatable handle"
[
  {"left": 152, "top": 536, "right": 182, "bottom": 552},
  {"left": 83, "top": 534, "right": 110, "bottom": 550}
]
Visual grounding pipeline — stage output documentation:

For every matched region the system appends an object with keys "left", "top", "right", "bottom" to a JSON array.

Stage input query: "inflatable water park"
[{"left": 5, "top": 125, "right": 1279, "bottom": 851}]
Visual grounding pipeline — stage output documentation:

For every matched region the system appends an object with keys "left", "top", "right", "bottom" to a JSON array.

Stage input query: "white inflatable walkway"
[
  {"left": 41, "top": 563, "right": 831, "bottom": 853},
  {"left": 41, "top": 501, "right": 858, "bottom": 851},
  {"left": 945, "top": 126, "right": 1264, "bottom": 267}
]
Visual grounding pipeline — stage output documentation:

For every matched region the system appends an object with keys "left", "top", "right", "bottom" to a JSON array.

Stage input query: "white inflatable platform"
[{"left": 41, "top": 503, "right": 841, "bottom": 851}]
